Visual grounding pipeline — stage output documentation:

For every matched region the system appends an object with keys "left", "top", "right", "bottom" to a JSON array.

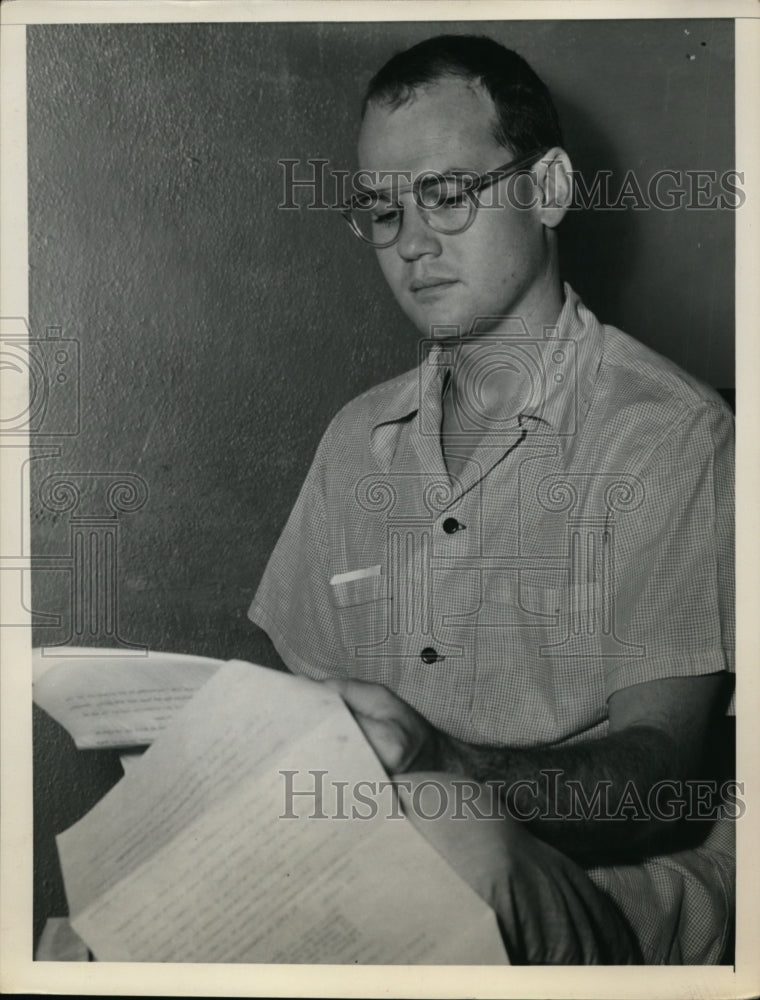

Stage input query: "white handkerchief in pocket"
[{"left": 329, "top": 565, "right": 382, "bottom": 585}]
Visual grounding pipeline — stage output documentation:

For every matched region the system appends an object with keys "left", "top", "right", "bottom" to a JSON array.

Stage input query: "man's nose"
[{"left": 395, "top": 204, "right": 442, "bottom": 261}]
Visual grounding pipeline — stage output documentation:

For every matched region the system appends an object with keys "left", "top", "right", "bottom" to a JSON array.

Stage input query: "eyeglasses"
[{"left": 341, "top": 148, "right": 548, "bottom": 249}]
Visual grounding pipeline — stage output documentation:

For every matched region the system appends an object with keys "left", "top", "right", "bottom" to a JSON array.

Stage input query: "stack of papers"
[
  {"left": 32, "top": 648, "right": 223, "bottom": 748},
  {"left": 41, "top": 652, "right": 508, "bottom": 964}
]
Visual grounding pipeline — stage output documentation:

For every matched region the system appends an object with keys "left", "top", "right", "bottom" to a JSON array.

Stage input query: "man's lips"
[{"left": 409, "top": 277, "right": 458, "bottom": 293}]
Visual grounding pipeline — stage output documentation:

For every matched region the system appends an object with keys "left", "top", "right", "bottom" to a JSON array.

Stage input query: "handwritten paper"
[
  {"left": 57, "top": 660, "right": 507, "bottom": 964},
  {"left": 32, "top": 648, "right": 223, "bottom": 748}
]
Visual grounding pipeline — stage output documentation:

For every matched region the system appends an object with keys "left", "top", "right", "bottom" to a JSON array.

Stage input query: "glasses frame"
[{"left": 341, "top": 147, "right": 549, "bottom": 248}]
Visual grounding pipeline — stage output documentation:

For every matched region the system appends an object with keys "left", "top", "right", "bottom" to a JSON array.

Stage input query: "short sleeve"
[
  {"left": 604, "top": 401, "right": 734, "bottom": 695},
  {"left": 248, "top": 424, "right": 343, "bottom": 679}
]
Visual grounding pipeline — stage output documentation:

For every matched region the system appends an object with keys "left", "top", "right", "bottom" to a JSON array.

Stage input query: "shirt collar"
[
  {"left": 368, "top": 283, "right": 604, "bottom": 463},
  {"left": 520, "top": 284, "right": 604, "bottom": 441}
]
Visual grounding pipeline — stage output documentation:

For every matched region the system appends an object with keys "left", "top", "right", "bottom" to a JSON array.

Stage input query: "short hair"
[{"left": 362, "top": 34, "right": 563, "bottom": 158}]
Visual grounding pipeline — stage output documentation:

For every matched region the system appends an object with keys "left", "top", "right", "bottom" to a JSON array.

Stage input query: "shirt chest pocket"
[
  {"left": 328, "top": 573, "right": 389, "bottom": 665},
  {"left": 470, "top": 576, "right": 606, "bottom": 744}
]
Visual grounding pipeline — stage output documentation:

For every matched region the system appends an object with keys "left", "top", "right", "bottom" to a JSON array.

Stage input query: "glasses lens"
[
  {"left": 415, "top": 175, "right": 474, "bottom": 234},
  {"left": 345, "top": 174, "right": 476, "bottom": 246},
  {"left": 349, "top": 197, "right": 402, "bottom": 248}
]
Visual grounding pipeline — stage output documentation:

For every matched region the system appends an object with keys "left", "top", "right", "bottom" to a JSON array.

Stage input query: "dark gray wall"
[{"left": 28, "top": 19, "right": 734, "bottom": 944}]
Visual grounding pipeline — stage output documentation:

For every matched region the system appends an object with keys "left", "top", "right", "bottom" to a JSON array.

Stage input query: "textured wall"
[{"left": 28, "top": 19, "right": 734, "bottom": 943}]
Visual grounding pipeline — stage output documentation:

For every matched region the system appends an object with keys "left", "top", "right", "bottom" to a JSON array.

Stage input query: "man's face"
[{"left": 358, "top": 77, "right": 555, "bottom": 337}]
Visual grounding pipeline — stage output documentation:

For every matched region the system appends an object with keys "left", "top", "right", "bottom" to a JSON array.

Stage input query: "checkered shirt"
[{"left": 249, "top": 285, "right": 735, "bottom": 963}]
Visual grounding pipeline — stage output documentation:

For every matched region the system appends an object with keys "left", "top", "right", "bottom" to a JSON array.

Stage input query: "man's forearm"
[{"left": 435, "top": 725, "right": 689, "bottom": 865}]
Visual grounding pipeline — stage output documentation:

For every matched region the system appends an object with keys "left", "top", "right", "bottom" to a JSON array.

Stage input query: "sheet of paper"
[
  {"left": 57, "top": 660, "right": 507, "bottom": 964},
  {"left": 32, "top": 648, "right": 224, "bottom": 748},
  {"left": 34, "top": 918, "right": 90, "bottom": 962},
  {"left": 119, "top": 751, "right": 147, "bottom": 776}
]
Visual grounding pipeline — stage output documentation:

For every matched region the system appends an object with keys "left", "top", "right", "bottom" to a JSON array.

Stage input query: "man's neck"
[{"left": 447, "top": 278, "right": 566, "bottom": 427}]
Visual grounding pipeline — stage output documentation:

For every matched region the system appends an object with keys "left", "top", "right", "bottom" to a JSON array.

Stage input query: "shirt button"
[
  {"left": 420, "top": 647, "right": 439, "bottom": 664},
  {"left": 442, "top": 517, "right": 462, "bottom": 534}
]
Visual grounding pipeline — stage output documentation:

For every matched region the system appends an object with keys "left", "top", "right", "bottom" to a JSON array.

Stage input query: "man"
[{"left": 250, "top": 35, "right": 735, "bottom": 964}]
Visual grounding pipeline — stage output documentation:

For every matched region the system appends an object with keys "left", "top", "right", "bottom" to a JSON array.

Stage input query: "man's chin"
[{"left": 405, "top": 304, "right": 474, "bottom": 339}]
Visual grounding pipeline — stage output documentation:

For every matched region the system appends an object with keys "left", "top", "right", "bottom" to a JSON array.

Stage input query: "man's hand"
[
  {"left": 324, "top": 673, "right": 729, "bottom": 864},
  {"left": 395, "top": 773, "right": 641, "bottom": 964},
  {"left": 323, "top": 677, "right": 444, "bottom": 774}
]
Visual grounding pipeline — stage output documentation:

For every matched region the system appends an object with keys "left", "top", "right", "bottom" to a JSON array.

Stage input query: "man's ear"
[{"left": 535, "top": 147, "right": 573, "bottom": 229}]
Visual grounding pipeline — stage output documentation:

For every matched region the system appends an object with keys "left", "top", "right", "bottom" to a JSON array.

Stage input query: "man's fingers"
[
  {"left": 394, "top": 774, "right": 619, "bottom": 964},
  {"left": 322, "top": 677, "right": 347, "bottom": 695},
  {"left": 323, "top": 677, "right": 405, "bottom": 720},
  {"left": 342, "top": 714, "right": 407, "bottom": 773}
]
